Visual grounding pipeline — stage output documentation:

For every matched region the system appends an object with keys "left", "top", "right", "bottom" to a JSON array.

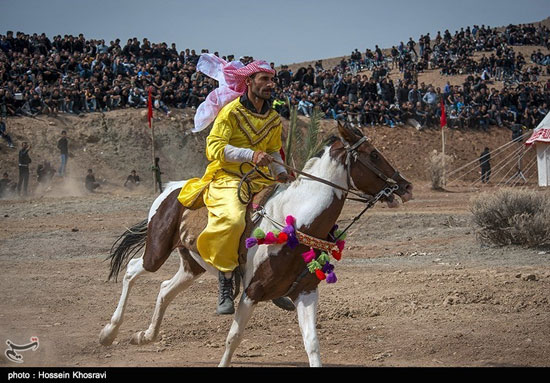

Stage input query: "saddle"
[{"left": 179, "top": 185, "right": 277, "bottom": 268}]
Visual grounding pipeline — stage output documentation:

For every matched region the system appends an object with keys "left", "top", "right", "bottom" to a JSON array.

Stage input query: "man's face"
[{"left": 247, "top": 72, "right": 275, "bottom": 101}]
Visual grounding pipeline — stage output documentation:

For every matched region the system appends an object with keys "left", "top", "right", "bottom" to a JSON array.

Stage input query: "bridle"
[
  {"left": 342, "top": 135, "right": 401, "bottom": 194},
  {"left": 236, "top": 133, "right": 402, "bottom": 239}
]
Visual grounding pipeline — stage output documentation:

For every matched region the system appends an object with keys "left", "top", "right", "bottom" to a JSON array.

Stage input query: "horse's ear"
[{"left": 337, "top": 121, "right": 359, "bottom": 146}]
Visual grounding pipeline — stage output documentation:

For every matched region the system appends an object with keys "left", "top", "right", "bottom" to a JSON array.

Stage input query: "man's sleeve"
[
  {"left": 268, "top": 151, "right": 286, "bottom": 176},
  {"left": 223, "top": 145, "right": 254, "bottom": 163},
  {"left": 205, "top": 113, "right": 234, "bottom": 162}
]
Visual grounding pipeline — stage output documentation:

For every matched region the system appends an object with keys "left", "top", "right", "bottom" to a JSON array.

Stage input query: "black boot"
[{"left": 217, "top": 271, "right": 235, "bottom": 315}]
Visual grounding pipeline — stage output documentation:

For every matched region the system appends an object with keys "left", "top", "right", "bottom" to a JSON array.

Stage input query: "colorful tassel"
[
  {"left": 326, "top": 271, "right": 337, "bottom": 284},
  {"left": 277, "top": 232, "right": 288, "bottom": 244},
  {"left": 286, "top": 233, "right": 299, "bottom": 249},
  {"left": 334, "top": 229, "right": 347, "bottom": 240},
  {"left": 336, "top": 240, "right": 345, "bottom": 251},
  {"left": 253, "top": 228, "right": 266, "bottom": 239},
  {"left": 302, "top": 248, "right": 316, "bottom": 263},
  {"left": 332, "top": 250, "right": 342, "bottom": 261},
  {"left": 322, "top": 262, "right": 334, "bottom": 273},
  {"left": 285, "top": 215, "right": 296, "bottom": 226},
  {"left": 245, "top": 237, "right": 258, "bottom": 249},
  {"left": 264, "top": 232, "right": 277, "bottom": 244},
  {"left": 315, "top": 269, "right": 326, "bottom": 280},
  {"left": 307, "top": 260, "right": 321, "bottom": 273},
  {"left": 282, "top": 224, "right": 294, "bottom": 235},
  {"left": 317, "top": 252, "right": 329, "bottom": 265}
]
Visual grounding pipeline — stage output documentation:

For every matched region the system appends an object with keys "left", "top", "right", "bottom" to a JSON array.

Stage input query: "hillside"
[{"left": 0, "top": 107, "right": 538, "bottom": 198}]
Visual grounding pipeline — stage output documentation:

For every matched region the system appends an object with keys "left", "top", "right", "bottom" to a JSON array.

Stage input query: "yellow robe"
[{"left": 178, "top": 97, "right": 283, "bottom": 272}]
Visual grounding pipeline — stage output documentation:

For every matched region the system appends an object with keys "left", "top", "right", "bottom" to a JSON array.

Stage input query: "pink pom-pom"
[
  {"left": 264, "top": 232, "right": 277, "bottom": 244},
  {"left": 302, "top": 248, "right": 316, "bottom": 263},
  {"left": 336, "top": 240, "right": 345, "bottom": 251},
  {"left": 285, "top": 215, "right": 296, "bottom": 226}
]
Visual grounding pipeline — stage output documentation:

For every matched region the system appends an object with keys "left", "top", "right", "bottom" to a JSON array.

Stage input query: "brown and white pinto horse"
[{"left": 99, "top": 123, "right": 413, "bottom": 367}]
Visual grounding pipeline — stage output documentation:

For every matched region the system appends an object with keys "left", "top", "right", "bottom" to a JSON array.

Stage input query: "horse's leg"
[
  {"left": 295, "top": 289, "right": 322, "bottom": 367},
  {"left": 130, "top": 248, "right": 204, "bottom": 345},
  {"left": 218, "top": 295, "right": 256, "bottom": 367},
  {"left": 99, "top": 257, "right": 147, "bottom": 346}
]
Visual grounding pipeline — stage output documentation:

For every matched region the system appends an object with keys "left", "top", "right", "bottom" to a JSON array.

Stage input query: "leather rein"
[{"left": 238, "top": 135, "right": 401, "bottom": 208}]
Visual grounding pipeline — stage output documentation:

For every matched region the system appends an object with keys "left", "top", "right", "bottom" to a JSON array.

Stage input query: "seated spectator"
[
  {"left": 85, "top": 169, "right": 100, "bottom": 192},
  {"left": 297, "top": 96, "right": 314, "bottom": 117},
  {"left": 36, "top": 160, "right": 56, "bottom": 184},
  {"left": 124, "top": 170, "right": 141, "bottom": 189},
  {"left": 154, "top": 94, "right": 171, "bottom": 116}
]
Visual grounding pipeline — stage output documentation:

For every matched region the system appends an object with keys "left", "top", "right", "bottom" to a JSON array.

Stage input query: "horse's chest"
[{"left": 244, "top": 246, "right": 320, "bottom": 302}]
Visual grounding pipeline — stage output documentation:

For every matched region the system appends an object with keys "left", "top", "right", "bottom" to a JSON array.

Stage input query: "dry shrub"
[
  {"left": 428, "top": 150, "right": 453, "bottom": 190},
  {"left": 471, "top": 188, "right": 550, "bottom": 248}
]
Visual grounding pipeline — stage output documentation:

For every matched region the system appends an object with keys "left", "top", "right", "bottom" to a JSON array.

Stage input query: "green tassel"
[
  {"left": 272, "top": 229, "right": 281, "bottom": 236},
  {"left": 307, "top": 260, "right": 321, "bottom": 273},
  {"left": 334, "top": 229, "right": 347, "bottom": 240},
  {"left": 318, "top": 252, "right": 329, "bottom": 265},
  {"left": 253, "top": 228, "right": 266, "bottom": 239}
]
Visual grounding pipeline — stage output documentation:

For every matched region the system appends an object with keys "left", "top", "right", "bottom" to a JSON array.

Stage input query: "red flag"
[
  {"left": 440, "top": 98, "right": 447, "bottom": 129},
  {"left": 147, "top": 87, "right": 153, "bottom": 129}
]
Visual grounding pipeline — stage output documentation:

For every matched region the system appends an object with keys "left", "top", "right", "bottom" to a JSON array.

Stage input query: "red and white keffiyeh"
[{"left": 192, "top": 53, "right": 275, "bottom": 132}]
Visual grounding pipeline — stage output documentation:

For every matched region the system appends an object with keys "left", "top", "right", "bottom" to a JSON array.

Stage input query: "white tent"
[{"left": 526, "top": 111, "right": 550, "bottom": 187}]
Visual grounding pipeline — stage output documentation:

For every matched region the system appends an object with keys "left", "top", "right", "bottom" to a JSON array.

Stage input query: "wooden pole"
[
  {"left": 442, "top": 125, "right": 446, "bottom": 187},
  {"left": 151, "top": 117, "right": 157, "bottom": 194}
]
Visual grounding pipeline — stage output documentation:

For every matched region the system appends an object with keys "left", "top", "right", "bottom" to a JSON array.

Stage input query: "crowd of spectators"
[
  {"left": 273, "top": 23, "right": 550, "bottom": 131},
  {"left": 0, "top": 31, "right": 221, "bottom": 117},
  {"left": 0, "top": 23, "right": 549, "bottom": 134}
]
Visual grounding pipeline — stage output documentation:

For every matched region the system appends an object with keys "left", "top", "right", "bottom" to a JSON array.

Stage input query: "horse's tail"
[{"left": 107, "top": 219, "right": 148, "bottom": 281}]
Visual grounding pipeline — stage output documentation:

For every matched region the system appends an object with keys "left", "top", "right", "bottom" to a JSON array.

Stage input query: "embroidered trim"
[
  {"left": 236, "top": 106, "right": 280, "bottom": 135},
  {"left": 232, "top": 109, "right": 282, "bottom": 146}
]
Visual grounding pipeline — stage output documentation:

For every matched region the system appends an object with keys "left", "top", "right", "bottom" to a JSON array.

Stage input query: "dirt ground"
[{"left": 1, "top": 180, "right": 549, "bottom": 368}]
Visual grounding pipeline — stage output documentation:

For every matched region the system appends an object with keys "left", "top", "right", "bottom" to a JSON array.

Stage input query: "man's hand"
[
  {"left": 252, "top": 151, "right": 273, "bottom": 167},
  {"left": 276, "top": 172, "right": 295, "bottom": 183}
]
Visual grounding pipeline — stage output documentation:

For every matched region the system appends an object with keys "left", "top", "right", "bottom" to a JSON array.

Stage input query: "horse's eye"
[{"left": 370, "top": 151, "right": 379, "bottom": 161}]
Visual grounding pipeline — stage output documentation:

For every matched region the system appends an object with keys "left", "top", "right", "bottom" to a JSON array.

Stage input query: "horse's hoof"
[
  {"left": 99, "top": 325, "right": 116, "bottom": 346},
  {"left": 130, "top": 331, "right": 149, "bottom": 345}
]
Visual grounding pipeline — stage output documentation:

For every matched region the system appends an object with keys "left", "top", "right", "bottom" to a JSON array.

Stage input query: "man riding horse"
[{"left": 177, "top": 54, "right": 294, "bottom": 314}]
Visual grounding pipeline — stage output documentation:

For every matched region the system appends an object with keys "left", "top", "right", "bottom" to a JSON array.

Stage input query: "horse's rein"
[{"left": 236, "top": 135, "right": 401, "bottom": 206}]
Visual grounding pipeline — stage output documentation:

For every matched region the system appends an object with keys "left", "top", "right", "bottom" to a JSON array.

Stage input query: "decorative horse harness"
[{"left": 236, "top": 134, "right": 401, "bottom": 297}]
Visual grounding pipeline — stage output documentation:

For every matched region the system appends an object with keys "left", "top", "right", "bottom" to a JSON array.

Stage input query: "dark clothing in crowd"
[
  {"left": 479, "top": 148, "right": 491, "bottom": 183},
  {"left": 17, "top": 146, "right": 31, "bottom": 196},
  {"left": 57, "top": 137, "right": 68, "bottom": 155},
  {"left": 85, "top": 173, "right": 100, "bottom": 192},
  {"left": 124, "top": 173, "right": 140, "bottom": 188}
]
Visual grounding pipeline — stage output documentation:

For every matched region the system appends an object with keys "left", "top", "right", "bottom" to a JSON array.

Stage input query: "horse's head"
[{"left": 331, "top": 122, "right": 413, "bottom": 207}]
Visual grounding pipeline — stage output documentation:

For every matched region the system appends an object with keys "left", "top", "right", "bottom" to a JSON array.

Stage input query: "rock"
[
  {"left": 368, "top": 310, "right": 380, "bottom": 317},
  {"left": 71, "top": 228, "right": 79, "bottom": 232},
  {"left": 522, "top": 274, "right": 537, "bottom": 281}
]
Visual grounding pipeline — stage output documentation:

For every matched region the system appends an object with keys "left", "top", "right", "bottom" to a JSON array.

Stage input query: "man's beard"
[{"left": 251, "top": 87, "right": 271, "bottom": 101}]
